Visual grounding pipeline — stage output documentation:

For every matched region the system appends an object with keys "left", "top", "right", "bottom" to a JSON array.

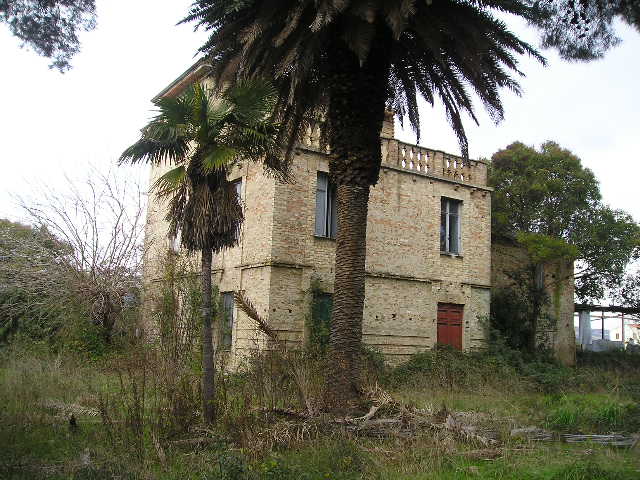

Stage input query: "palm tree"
[
  {"left": 183, "top": 0, "right": 545, "bottom": 409},
  {"left": 120, "top": 79, "right": 284, "bottom": 423}
]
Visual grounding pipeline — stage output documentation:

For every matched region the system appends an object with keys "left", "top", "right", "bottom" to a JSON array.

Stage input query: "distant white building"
[{"left": 574, "top": 312, "right": 640, "bottom": 350}]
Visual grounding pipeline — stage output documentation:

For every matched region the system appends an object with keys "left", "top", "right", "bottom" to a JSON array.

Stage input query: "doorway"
[{"left": 437, "top": 303, "right": 463, "bottom": 350}]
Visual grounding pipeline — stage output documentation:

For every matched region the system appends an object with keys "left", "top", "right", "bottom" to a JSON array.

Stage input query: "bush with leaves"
[
  {"left": 490, "top": 141, "right": 640, "bottom": 303},
  {"left": 0, "top": 219, "right": 70, "bottom": 343}
]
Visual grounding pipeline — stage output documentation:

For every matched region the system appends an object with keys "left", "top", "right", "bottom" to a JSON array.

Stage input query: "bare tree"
[{"left": 10, "top": 167, "right": 146, "bottom": 343}]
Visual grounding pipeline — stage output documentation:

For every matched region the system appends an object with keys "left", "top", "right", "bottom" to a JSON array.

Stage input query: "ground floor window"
[
  {"left": 221, "top": 292, "right": 235, "bottom": 350},
  {"left": 310, "top": 292, "right": 332, "bottom": 351}
]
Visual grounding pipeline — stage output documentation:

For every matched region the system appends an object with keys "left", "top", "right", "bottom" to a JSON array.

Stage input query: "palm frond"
[
  {"left": 152, "top": 166, "right": 187, "bottom": 197},
  {"left": 200, "top": 145, "right": 238, "bottom": 174},
  {"left": 118, "top": 138, "right": 190, "bottom": 166},
  {"left": 185, "top": 0, "right": 545, "bottom": 160},
  {"left": 234, "top": 290, "right": 279, "bottom": 341}
]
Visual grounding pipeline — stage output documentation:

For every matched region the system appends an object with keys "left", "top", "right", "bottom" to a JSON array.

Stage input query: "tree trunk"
[
  {"left": 201, "top": 248, "right": 216, "bottom": 424},
  {"left": 324, "top": 26, "right": 392, "bottom": 410},
  {"left": 325, "top": 185, "right": 370, "bottom": 409}
]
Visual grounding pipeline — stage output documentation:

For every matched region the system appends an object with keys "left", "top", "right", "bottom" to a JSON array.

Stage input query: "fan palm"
[
  {"left": 119, "top": 79, "right": 284, "bottom": 423},
  {"left": 184, "top": 0, "right": 545, "bottom": 409}
]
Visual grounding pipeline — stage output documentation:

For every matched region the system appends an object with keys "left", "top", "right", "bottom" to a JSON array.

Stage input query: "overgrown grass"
[
  {"left": 375, "top": 444, "right": 638, "bottom": 480},
  {"left": 2, "top": 343, "right": 639, "bottom": 479},
  {"left": 540, "top": 393, "right": 640, "bottom": 433}
]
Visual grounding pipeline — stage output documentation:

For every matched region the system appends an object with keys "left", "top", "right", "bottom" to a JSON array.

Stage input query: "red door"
[{"left": 437, "top": 303, "right": 463, "bottom": 350}]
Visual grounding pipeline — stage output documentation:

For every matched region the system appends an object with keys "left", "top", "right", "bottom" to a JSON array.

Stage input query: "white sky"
[{"left": 0, "top": 1, "right": 638, "bottom": 225}]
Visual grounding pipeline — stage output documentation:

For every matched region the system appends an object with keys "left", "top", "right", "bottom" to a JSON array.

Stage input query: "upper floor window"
[
  {"left": 231, "top": 178, "right": 243, "bottom": 241},
  {"left": 315, "top": 172, "right": 337, "bottom": 238},
  {"left": 169, "top": 229, "right": 181, "bottom": 253},
  {"left": 440, "top": 198, "right": 461, "bottom": 254},
  {"left": 232, "top": 178, "right": 242, "bottom": 200}
]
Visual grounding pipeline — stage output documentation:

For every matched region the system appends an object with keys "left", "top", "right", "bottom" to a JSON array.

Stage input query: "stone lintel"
[
  {"left": 380, "top": 164, "right": 493, "bottom": 192},
  {"left": 366, "top": 270, "right": 432, "bottom": 283},
  {"left": 239, "top": 261, "right": 311, "bottom": 270}
]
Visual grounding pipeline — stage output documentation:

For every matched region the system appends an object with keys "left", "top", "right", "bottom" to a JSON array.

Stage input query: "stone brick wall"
[
  {"left": 255, "top": 114, "right": 491, "bottom": 362},
  {"left": 491, "top": 241, "right": 576, "bottom": 366},
  {"left": 142, "top": 88, "right": 493, "bottom": 364}
]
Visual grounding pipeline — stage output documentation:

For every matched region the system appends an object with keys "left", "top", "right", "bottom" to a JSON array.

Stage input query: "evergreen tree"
[
  {"left": 1, "top": 0, "right": 96, "bottom": 71},
  {"left": 532, "top": 0, "right": 640, "bottom": 61},
  {"left": 183, "top": 0, "right": 545, "bottom": 408},
  {"left": 490, "top": 141, "right": 640, "bottom": 302}
]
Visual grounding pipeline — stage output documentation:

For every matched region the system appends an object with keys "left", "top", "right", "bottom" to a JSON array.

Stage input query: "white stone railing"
[
  {"left": 298, "top": 122, "right": 488, "bottom": 187},
  {"left": 381, "top": 139, "right": 488, "bottom": 187}
]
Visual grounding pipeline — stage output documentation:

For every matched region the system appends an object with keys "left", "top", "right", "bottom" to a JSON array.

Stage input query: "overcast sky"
[{"left": 0, "top": 1, "right": 638, "bottom": 225}]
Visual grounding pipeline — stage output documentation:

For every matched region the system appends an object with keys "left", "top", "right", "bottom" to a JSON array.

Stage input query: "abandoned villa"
[{"left": 143, "top": 63, "right": 576, "bottom": 366}]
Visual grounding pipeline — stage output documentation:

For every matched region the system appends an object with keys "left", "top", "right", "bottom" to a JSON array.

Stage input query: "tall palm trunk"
[
  {"left": 201, "top": 248, "right": 216, "bottom": 423},
  {"left": 325, "top": 185, "right": 370, "bottom": 408},
  {"left": 324, "top": 27, "right": 392, "bottom": 409}
]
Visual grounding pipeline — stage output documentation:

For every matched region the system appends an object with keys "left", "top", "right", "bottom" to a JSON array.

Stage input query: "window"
[
  {"left": 440, "top": 198, "right": 461, "bottom": 254},
  {"left": 232, "top": 178, "right": 242, "bottom": 200},
  {"left": 231, "top": 178, "right": 243, "bottom": 240},
  {"left": 311, "top": 293, "right": 332, "bottom": 352},
  {"left": 315, "top": 172, "right": 337, "bottom": 238},
  {"left": 221, "top": 292, "right": 235, "bottom": 350},
  {"left": 169, "top": 229, "right": 181, "bottom": 253}
]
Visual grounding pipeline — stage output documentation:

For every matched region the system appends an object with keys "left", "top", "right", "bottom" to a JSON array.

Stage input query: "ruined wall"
[{"left": 491, "top": 241, "right": 576, "bottom": 366}]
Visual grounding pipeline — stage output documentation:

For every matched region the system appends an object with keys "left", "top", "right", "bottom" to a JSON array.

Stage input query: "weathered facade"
[
  {"left": 491, "top": 241, "right": 576, "bottom": 366},
  {"left": 142, "top": 64, "right": 493, "bottom": 365}
]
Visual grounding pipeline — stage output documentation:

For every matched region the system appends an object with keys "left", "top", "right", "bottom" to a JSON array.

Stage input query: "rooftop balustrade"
[{"left": 299, "top": 120, "right": 488, "bottom": 187}]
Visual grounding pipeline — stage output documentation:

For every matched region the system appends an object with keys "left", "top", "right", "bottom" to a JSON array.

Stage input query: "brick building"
[{"left": 142, "top": 63, "right": 572, "bottom": 365}]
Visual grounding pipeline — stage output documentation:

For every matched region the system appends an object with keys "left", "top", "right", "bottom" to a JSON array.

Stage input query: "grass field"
[{"left": 1, "top": 345, "right": 638, "bottom": 479}]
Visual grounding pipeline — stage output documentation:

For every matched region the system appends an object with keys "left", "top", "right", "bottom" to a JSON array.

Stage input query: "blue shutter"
[
  {"left": 449, "top": 201, "right": 459, "bottom": 254},
  {"left": 315, "top": 173, "right": 328, "bottom": 236},
  {"left": 329, "top": 182, "right": 337, "bottom": 238},
  {"left": 440, "top": 198, "right": 447, "bottom": 252},
  {"left": 222, "top": 292, "right": 234, "bottom": 349}
]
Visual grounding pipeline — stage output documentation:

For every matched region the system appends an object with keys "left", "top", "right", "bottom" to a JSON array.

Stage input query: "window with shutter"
[
  {"left": 232, "top": 178, "right": 242, "bottom": 241},
  {"left": 315, "top": 172, "right": 337, "bottom": 238},
  {"left": 440, "top": 198, "right": 462, "bottom": 254},
  {"left": 221, "top": 292, "right": 235, "bottom": 350}
]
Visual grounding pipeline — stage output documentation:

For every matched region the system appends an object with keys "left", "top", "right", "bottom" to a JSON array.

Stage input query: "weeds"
[
  {"left": 542, "top": 393, "right": 640, "bottom": 433},
  {"left": 548, "top": 461, "right": 636, "bottom": 480},
  {"left": 3, "top": 253, "right": 640, "bottom": 478}
]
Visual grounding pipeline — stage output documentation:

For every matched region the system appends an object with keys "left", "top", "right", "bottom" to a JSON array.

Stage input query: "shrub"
[{"left": 385, "top": 345, "right": 521, "bottom": 392}]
